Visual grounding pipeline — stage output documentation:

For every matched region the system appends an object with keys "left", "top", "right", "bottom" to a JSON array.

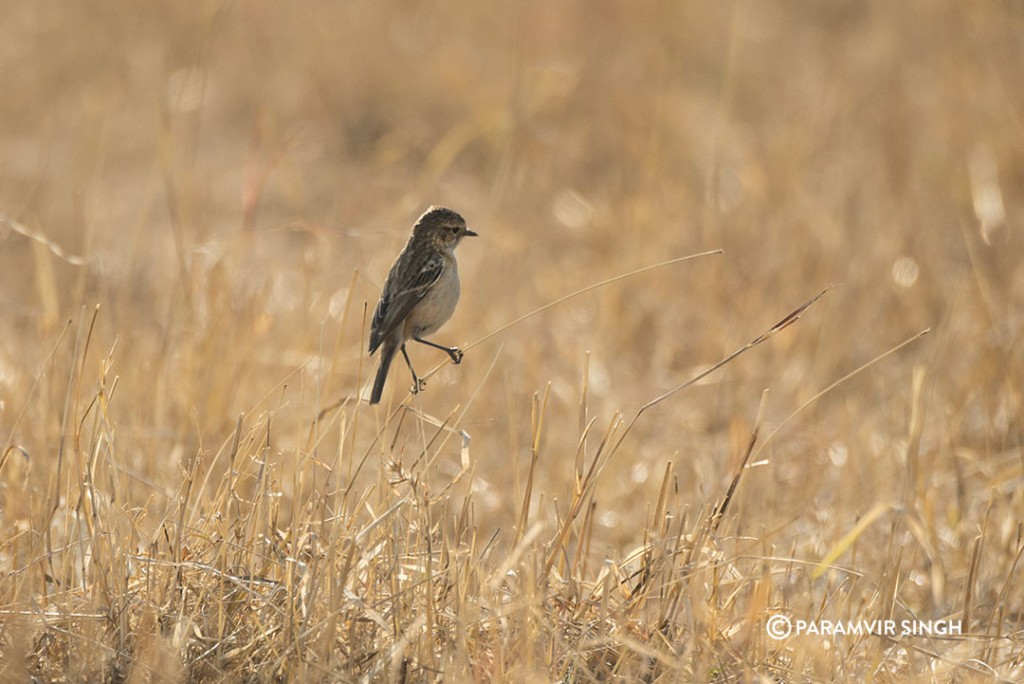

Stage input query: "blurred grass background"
[{"left": 1, "top": 0, "right": 1023, "bottom": 680}]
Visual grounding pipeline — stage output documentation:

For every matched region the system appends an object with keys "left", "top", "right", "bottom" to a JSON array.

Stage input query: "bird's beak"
[{"left": 461, "top": 228, "right": 478, "bottom": 238}]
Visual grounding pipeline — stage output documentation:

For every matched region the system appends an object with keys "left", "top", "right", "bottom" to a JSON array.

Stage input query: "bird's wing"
[{"left": 369, "top": 252, "right": 445, "bottom": 353}]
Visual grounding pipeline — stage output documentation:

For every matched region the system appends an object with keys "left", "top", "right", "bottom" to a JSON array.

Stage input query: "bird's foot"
[
  {"left": 411, "top": 378, "right": 427, "bottom": 394},
  {"left": 447, "top": 347, "right": 464, "bottom": 365}
]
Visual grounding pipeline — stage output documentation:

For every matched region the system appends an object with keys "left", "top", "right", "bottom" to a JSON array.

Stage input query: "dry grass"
[{"left": 2, "top": 1, "right": 1024, "bottom": 681}]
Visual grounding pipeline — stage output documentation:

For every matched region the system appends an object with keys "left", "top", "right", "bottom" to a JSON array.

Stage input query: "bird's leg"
[
  {"left": 413, "top": 336, "right": 464, "bottom": 364},
  {"left": 400, "top": 344, "right": 427, "bottom": 393}
]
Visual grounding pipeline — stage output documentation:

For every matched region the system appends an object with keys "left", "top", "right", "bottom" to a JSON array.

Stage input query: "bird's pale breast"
[{"left": 404, "top": 255, "right": 460, "bottom": 338}]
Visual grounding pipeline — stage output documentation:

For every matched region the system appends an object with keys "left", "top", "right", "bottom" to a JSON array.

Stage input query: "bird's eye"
[{"left": 451, "top": 226, "right": 460, "bottom": 234}]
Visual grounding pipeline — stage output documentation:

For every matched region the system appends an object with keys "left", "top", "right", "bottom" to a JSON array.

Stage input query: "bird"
[{"left": 368, "top": 206, "right": 477, "bottom": 405}]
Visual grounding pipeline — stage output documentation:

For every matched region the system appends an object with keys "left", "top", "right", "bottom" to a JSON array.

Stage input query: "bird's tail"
[{"left": 369, "top": 341, "right": 397, "bottom": 405}]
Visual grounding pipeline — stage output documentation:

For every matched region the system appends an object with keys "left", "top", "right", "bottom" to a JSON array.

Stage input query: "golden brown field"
[{"left": 2, "top": 1, "right": 1023, "bottom": 681}]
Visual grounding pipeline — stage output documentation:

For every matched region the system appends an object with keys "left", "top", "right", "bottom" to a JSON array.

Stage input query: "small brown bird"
[{"left": 368, "top": 207, "right": 477, "bottom": 404}]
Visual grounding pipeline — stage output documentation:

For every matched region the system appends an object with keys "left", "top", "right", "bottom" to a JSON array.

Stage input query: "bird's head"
[{"left": 413, "top": 206, "right": 477, "bottom": 249}]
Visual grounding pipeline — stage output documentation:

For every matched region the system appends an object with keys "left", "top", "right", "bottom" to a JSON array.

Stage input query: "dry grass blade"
[
  {"left": 3, "top": 319, "right": 72, "bottom": 453},
  {"left": 466, "top": 250, "right": 723, "bottom": 353},
  {"left": 614, "top": 285, "right": 833, "bottom": 460},
  {"left": 755, "top": 326, "right": 932, "bottom": 458},
  {"left": 811, "top": 502, "right": 894, "bottom": 579},
  {"left": 1, "top": 214, "right": 86, "bottom": 265},
  {"left": 418, "top": 250, "right": 723, "bottom": 386},
  {"left": 710, "top": 388, "right": 770, "bottom": 533}
]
